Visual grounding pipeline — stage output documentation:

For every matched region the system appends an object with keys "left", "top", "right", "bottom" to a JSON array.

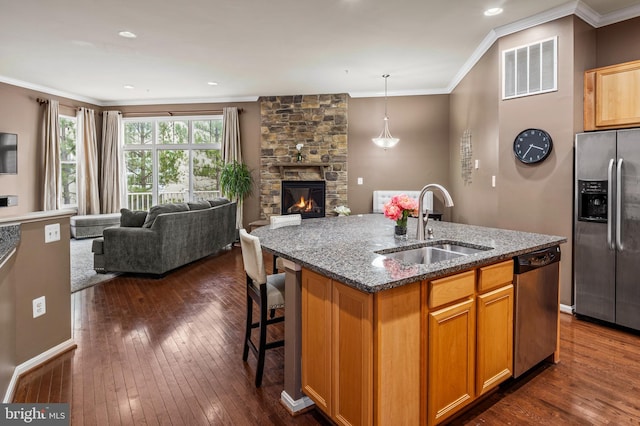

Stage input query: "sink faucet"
[{"left": 417, "top": 184, "right": 454, "bottom": 240}]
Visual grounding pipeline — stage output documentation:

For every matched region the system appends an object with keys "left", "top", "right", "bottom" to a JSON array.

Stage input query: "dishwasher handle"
[{"left": 514, "top": 246, "right": 561, "bottom": 274}]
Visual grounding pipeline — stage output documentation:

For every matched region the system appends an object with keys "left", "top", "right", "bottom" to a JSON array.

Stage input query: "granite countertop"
[
  {"left": 251, "top": 214, "right": 567, "bottom": 293},
  {"left": 0, "top": 224, "right": 20, "bottom": 267}
]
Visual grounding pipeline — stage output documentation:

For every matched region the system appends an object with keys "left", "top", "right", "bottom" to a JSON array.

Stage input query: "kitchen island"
[{"left": 252, "top": 214, "right": 566, "bottom": 425}]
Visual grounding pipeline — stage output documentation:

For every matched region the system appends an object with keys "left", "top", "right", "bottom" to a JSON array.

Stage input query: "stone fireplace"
[
  {"left": 281, "top": 180, "right": 326, "bottom": 218},
  {"left": 259, "top": 94, "right": 348, "bottom": 219}
]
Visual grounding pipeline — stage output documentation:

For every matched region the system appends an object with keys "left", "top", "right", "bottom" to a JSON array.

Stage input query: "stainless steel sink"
[{"left": 375, "top": 242, "right": 492, "bottom": 265}]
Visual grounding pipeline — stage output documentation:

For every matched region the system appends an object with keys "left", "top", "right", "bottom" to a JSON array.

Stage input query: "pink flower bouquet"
[{"left": 382, "top": 194, "right": 419, "bottom": 228}]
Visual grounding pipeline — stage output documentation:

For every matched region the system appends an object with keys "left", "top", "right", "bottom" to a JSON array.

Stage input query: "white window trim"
[{"left": 122, "top": 115, "right": 223, "bottom": 208}]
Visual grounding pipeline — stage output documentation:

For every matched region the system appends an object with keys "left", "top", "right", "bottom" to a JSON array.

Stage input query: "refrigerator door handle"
[
  {"left": 616, "top": 157, "right": 624, "bottom": 251},
  {"left": 608, "top": 158, "right": 615, "bottom": 250}
]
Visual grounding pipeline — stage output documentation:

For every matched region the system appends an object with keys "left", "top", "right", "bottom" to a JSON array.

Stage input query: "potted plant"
[{"left": 219, "top": 160, "right": 253, "bottom": 231}]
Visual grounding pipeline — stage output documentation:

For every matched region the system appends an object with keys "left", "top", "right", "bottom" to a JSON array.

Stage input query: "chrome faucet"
[{"left": 417, "top": 184, "right": 454, "bottom": 240}]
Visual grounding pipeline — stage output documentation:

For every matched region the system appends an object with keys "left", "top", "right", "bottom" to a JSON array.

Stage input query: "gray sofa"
[{"left": 92, "top": 199, "right": 236, "bottom": 275}]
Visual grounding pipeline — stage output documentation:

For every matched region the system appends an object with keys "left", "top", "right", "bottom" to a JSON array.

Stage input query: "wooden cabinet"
[
  {"left": 476, "top": 261, "right": 514, "bottom": 396},
  {"left": 301, "top": 269, "right": 332, "bottom": 413},
  {"left": 426, "top": 271, "right": 476, "bottom": 425},
  {"left": 302, "top": 268, "right": 421, "bottom": 426},
  {"left": 332, "top": 280, "right": 373, "bottom": 426},
  {"left": 476, "top": 285, "right": 513, "bottom": 395},
  {"left": 584, "top": 59, "right": 640, "bottom": 131},
  {"left": 303, "top": 260, "right": 515, "bottom": 426},
  {"left": 427, "top": 297, "right": 476, "bottom": 425}
]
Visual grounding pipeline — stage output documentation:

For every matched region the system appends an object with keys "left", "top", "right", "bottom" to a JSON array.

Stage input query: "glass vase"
[{"left": 394, "top": 224, "right": 408, "bottom": 240}]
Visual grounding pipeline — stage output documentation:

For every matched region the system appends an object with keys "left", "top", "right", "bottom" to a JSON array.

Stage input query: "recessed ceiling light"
[
  {"left": 484, "top": 7, "right": 503, "bottom": 16},
  {"left": 118, "top": 31, "right": 137, "bottom": 39},
  {"left": 123, "top": 85, "right": 135, "bottom": 89},
  {"left": 207, "top": 81, "right": 218, "bottom": 86}
]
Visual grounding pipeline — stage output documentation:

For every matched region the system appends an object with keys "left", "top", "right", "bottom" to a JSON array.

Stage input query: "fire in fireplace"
[{"left": 281, "top": 180, "right": 326, "bottom": 218}]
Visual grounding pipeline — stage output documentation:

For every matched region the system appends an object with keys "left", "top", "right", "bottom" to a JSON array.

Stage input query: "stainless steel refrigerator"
[{"left": 574, "top": 129, "right": 640, "bottom": 331}]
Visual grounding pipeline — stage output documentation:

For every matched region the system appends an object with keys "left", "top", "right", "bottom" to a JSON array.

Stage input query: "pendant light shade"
[{"left": 372, "top": 74, "right": 399, "bottom": 149}]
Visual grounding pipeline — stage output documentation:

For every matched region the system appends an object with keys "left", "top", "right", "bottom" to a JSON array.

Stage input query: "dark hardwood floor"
[{"left": 12, "top": 246, "right": 640, "bottom": 425}]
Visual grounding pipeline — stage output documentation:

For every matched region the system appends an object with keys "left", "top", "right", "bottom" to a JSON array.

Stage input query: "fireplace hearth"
[{"left": 281, "top": 180, "right": 326, "bottom": 218}]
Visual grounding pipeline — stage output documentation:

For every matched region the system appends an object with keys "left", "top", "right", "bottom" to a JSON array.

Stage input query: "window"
[
  {"left": 123, "top": 117, "right": 223, "bottom": 210},
  {"left": 59, "top": 116, "right": 77, "bottom": 207},
  {"left": 503, "top": 36, "right": 557, "bottom": 100}
]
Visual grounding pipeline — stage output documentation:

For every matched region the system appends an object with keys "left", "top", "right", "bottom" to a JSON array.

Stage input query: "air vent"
[{"left": 502, "top": 36, "right": 557, "bottom": 100}]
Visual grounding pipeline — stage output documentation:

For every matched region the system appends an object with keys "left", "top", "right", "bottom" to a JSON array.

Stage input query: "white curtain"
[
  {"left": 76, "top": 107, "right": 100, "bottom": 215},
  {"left": 101, "top": 111, "right": 122, "bottom": 213},
  {"left": 42, "top": 100, "right": 60, "bottom": 211},
  {"left": 222, "top": 107, "right": 243, "bottom": 228}
]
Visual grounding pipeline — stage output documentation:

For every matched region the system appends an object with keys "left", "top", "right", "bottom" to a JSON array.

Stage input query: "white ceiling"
[{"left": 1, "top": 0, "right": 639, "bottom": 106}]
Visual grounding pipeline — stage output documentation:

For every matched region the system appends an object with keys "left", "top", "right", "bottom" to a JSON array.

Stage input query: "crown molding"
[
  {"left": 594, "top": 3, "right": 640, "bottom": 27},
  {"left": 0, "top": 75, "right": 103, "bottom": 106},
  {"left": 100, "top": 95, "right": 259, "bottom": 107}
]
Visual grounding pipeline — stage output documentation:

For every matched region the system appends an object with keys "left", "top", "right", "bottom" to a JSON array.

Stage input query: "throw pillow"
[
  {"left": 142, "top": 203, "right": 190, "bottom": 228},
  {"left": 188, "top": 200, "right": 211, "bottom": 210},
  {"left": 120, "top": 208, "right": 147, "bottom": 227},
  {"left": 208, "top": 197, "right": 230, "bottom": 207}
]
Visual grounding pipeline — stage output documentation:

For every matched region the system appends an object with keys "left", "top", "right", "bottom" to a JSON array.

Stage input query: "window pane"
[
  {"left": 125, "top": 122, "right": 152, "bottom": 145},
  {"left": 59, "top": 118, "right": 76, "bottom": 161},
  {"left": 125, "top": 150, "right": 153, "bottom": 210},
  {"left": 193, "top": 149, "right": 222, "bottom": 199},
  {"left": 61, "top": 163, "right": 76, "bottom": 205},
  {"left": 158, "top": 149, "right": 188, "bottom": 203},
  {"left": 59, "top": 117, "right": 77, "bottom": 206},
  {"left": 158, "top": 121, "right": 188, "bottom": 145},
  {"left": 193, "top": 119, "right": 222, "bottom": 144}
]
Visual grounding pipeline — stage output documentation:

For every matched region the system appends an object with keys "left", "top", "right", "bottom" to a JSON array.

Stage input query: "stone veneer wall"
[{"left": 259, "top": 94, "right": 348, "bottom": 218}]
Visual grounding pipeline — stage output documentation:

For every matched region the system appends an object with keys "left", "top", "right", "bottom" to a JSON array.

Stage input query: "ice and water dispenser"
[{"left": 577, "top": 180, "right": 607, "bottom": 222}]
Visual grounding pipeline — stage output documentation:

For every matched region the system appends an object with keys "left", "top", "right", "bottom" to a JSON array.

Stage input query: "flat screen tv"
[{"left": 0, "top": 132, "right": 17, "bottom": 174}]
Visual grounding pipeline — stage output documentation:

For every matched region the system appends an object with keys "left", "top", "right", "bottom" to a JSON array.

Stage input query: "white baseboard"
[
  {"left": 280, "top": 390, "right": 314, "bottom": 415},
  {"left": 3, "top": 338, "right": 76, "bottom": 403},
  {"left": 560, "top": 303, "right": 574, "bottom": 315}
]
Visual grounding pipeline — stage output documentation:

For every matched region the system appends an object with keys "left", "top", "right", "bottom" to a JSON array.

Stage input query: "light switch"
[
  {"left": 357, "top": 177, "right": 363, "bottom": 185},
  {"left": 475, "top": 159, "right": 479, "bottom": 169}
]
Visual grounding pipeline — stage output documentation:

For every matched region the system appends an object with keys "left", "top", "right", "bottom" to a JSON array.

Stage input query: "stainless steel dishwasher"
[{"left": 513, "top": 245, "right": 561, "bottom": 378}]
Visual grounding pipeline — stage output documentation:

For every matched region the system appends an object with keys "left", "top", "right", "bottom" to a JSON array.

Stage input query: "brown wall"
[
  {"left": 348, "top": 94, "right": 451, "bottom": 216},
  {"left": 449, "top": 44, "right": 500, "bottom": 227},
  {"left": 496, "top": 17, "right": 576, "bottom": 306},
  {"left": 14, "top": 217, "right": 72, "bottom": 362},
  {"left": 0, "top": 83, "right": 103, "bottom": 219},
  {"left": 595, "top": 16, "right": 640, "bottom": 67}
]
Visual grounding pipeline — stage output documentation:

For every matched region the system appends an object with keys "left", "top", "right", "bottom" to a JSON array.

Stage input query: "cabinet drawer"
[
  {"left": 428, "top": 270, "right": 475, "bottom": 309},
  {"left": 478, "top": 261, "right": 513, "bottom": 293}
]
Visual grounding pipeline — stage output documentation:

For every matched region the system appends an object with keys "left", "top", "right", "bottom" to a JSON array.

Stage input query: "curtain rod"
[
  {"left": 37, "top": 98, "right": 243, "bottom": 116},
  {"left": 122, "top": 108, "right": 243, "bottom": 117},
  {"left": 36, "top": 97, "right": 79, "bottom": 110}
]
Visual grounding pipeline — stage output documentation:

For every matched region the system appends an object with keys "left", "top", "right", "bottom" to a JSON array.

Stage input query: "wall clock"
[{"left": 513, "top": 128, "right": 553, "bottom": 164}]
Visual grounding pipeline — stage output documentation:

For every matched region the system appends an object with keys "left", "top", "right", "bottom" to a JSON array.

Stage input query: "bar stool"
[
  {"left": 239, "top": 228, "right": 285, "bottom": 387},
  {"left": 269, "top": 214, "right": 302, "bottom": 272}
]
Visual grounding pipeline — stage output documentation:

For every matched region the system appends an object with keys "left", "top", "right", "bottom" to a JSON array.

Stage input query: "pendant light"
[{"left": 372, "top": 74, "right": 399, "bottom": 149}]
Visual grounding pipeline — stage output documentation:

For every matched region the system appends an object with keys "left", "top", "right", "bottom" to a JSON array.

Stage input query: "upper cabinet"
[{"left": 584, "top": 59, "right": 640, "bottom": 131}]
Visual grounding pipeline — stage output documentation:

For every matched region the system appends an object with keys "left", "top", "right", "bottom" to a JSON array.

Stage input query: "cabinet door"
[
  {"left": 428, "top": 298, "right": 475, "bottom": 425},
  {"left": 332, "top": 281, "right": 373, "bottom": 426},
  {"left": 301, "top": 269, "right": 332, "bottom": 413},
  {"left": 476, "top": 284, "right": 514, "bottom": 396}
]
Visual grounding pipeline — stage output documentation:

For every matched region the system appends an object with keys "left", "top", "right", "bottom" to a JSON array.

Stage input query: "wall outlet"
[
  {"left": 33, "top": 296, "right": 46, "bottom": 318},
  {"left": 45, "top": 223, "right": 60, "bottom": 243},
  {"left": 357, "top": 177, "right": 363, "bottom": 185}
]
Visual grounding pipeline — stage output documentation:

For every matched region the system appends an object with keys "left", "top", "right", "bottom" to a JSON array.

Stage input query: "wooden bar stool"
[{"left": 239, "top": 229, "right": 285, "bottom": 387}]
